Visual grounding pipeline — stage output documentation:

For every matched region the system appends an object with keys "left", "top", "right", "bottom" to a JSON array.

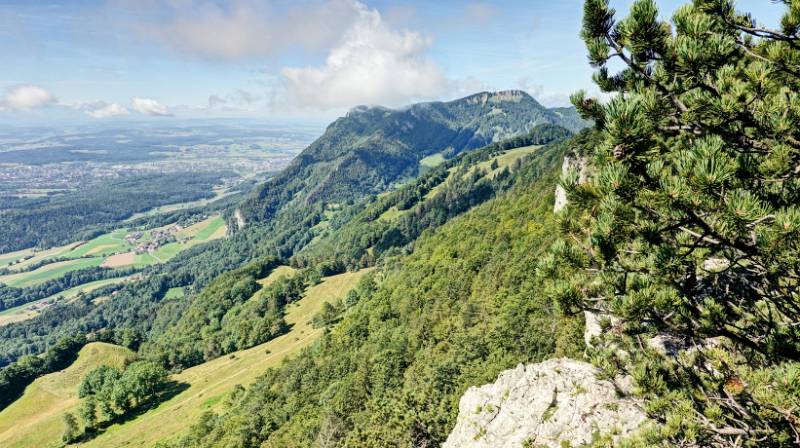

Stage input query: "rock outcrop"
[
  {"left": 554, "top": 152, "right": 589, "bottom": 213},
  {"left": 442, "top": 359, "right": 647, "bottom": 448}
]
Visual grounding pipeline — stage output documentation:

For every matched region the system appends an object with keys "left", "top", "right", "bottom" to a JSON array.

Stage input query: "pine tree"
[{"left": 544, "top": 0, "right": 800, "bottom": 445}]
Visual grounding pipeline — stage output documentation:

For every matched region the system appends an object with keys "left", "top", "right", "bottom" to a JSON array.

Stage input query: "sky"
[{"left": 0, "top": 0, "right": 786, "bottom": 126}]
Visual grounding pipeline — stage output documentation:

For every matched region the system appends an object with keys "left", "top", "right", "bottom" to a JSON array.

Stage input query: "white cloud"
[
  {"left": 277, "top": 2, "right": 446, "bottom": 110},
  {"left": 83, "top": 101, "right": 130, "bottom": 118},
  {"left": 132, "top": 97, "right": 171, "bottom": 116},
  {"left": 517, "top": 77, "right": 571, "bottom": 107},
  {"left": 0, "top": 85, "right": 57, "bottom": 111},
  {"left": 132, "top": 0, "right": 363, "bottom": 61}
]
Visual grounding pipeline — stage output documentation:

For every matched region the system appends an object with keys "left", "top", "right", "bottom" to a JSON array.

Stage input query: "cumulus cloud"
[
  {"left": 121, "top": 0, "right": 448, "bottom": 111},
  {"left": 131, "top": 0, "right": 363, "bottom": 61},
  {"left": 82, "top": 101, "right": 130, "bottom": 118},
  {"left": 277, "top": 2, "right": 447, "bottom": 110},
  {"left": 0, "top": 85, "right": 57, "bottom": 111},
  {"left": 517, "top": 77, "right": 572, "bottom": 107},
  {"left": 132, "top": 97, "right": 171, "bottom": 116}
]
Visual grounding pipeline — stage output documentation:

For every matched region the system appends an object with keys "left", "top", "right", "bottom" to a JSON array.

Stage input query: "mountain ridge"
[{"left": 238, "top": 90, "right": 587, "bottom": 225}]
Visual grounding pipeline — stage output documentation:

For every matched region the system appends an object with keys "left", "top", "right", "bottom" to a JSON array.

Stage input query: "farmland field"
[
  {"left": 0, "top": 243, "right": 81, "bottom": 273},
  {"left": 0, "top": 276, "right": 135, "bottom": 327},
  {"left": 0, "top": 257, "right": 105, "bottom": 288},
  {"left": 0, "top": 214, "right": 227, "bottom": 287},
  {"left": 123, "top": 186, "right": 235, "bottom": 222},
  {"left": 0, "top": 215, "right": 228, "bottom": 326},
  {"left": 0, "top": 248, "right": 34, "bottom": 269},
  {"left": 61, "top": 229, "right": 129, "bottom": 258}
]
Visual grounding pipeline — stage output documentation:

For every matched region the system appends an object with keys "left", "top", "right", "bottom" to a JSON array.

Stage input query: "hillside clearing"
[
  {"left": 257, "top": 265, "right": 298, "bottom": 286},
  {"left": 78, "top": 268, "right": 370, "bottom": 448},
  {"left": 0, "top": 269, "right": 370, "bottom": 448},
  {"left": 0, "top": 343, "right": 136, "bottom": 448}
]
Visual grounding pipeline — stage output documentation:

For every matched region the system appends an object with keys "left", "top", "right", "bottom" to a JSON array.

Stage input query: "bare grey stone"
[
  {"left": 442, "top": 359, "right": 647, "bottom": 448},
  {"left": 554, "top": 153, "right": 589, "bottom": 213}
]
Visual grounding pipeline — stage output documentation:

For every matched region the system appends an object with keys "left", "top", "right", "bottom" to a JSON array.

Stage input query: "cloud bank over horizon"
[{"left": 2, "top": 0, "right": 732, "bottom": 122}]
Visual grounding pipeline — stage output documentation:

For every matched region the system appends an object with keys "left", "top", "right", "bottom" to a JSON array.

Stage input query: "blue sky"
[{"left": 0, "top": 0, "right": 786, "bottom": 125}]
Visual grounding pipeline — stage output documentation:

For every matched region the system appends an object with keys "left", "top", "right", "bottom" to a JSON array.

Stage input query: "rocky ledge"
[{"left": 442, "top": 358, "right": 646, "bottom": 448}]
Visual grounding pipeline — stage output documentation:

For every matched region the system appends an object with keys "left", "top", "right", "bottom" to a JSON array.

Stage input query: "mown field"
[
  {"left": 124, "top": 186, "right": 233, "bottom": 222},
  {"left": 0, "top": 269, "right": 370, "bottom": 448},
  {"left": 0, "top": 215, "right": 226, "bottom": 287},
  {"left": 0, "top": 257, "right": 106, "bottom": 288},
  {"left": 0, "top": 215, "right": 227, "bottom": 326}
]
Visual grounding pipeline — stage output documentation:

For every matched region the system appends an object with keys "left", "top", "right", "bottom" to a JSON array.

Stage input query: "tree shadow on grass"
[{"left": 79, "top": 380, "right": 189, "bottom": 442}]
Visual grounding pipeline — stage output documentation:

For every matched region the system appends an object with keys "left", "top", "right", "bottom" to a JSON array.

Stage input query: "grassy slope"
[
  {"left": 377, "top": 145, "right": 540, "bottom": 223},
  {"left": 257, "top": 265, "right": 298, "bottom": 286},
  {"left": 469, "top": 144, "right": 539, "bottom": 178},
  {"left": 0, "top": 243, "right": 81, "bottom": 273},
  {"left": 77, "top": 269, "right": 369, "bottom": 448},
  {"left": 63, "top": 230, "right": 129, "bottom": 258},
  {"left": 0, "top": 270, "right": 368, "bottom": 448},
  {"left": 0, "top": 343, "right": 136, "bottom": 448}
]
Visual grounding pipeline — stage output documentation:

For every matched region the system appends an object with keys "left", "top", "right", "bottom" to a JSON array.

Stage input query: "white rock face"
[
  {"left": 234, "top": 208, "right": 246, "bottom": 230},
  {"left": 442, "top": 359, "right": 646, "bottom": 448},
  {"left": 554, "top": 153, "right": 589, "bottom": 213}
]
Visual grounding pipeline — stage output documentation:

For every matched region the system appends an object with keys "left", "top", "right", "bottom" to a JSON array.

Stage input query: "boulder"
[{"left": 442, "top": 359, "right": 646, "bottom": 448}]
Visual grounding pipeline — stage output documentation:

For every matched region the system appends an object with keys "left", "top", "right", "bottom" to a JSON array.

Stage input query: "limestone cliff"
[{"left": 442, "top": 359, "right": 646, "bottom": 448}]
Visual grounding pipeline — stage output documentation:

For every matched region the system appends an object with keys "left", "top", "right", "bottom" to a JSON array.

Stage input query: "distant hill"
[{"left": 238, "top": 91, "right": 588, "bottom": 224}]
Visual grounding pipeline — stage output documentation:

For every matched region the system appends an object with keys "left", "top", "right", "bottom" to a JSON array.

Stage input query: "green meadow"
[{"left": 0, "top": 269, "right": 370, "bottom": 448}]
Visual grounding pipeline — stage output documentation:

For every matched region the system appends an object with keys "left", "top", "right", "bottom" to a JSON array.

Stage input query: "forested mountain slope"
[
  {"left": 167, "top": 132, "right": 594, "bottom": 448},
  {"left": 0, "top": 117, "right": 587, "bottom": 448},
  {"left": 0, "top": 105, "right": 574, "bottom": 373},
  {"left": 238, "top": 91, "right": 587, "bottom": 224}
]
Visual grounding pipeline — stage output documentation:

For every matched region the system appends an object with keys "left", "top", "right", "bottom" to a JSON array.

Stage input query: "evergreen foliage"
[
  {"left": 547, "top": 1, "right": 800, "bottom": 445},
  {"left": 142, "top": 260, "right": 324, "bottom": 370},
  {"left": 295, "top": 124, "right": 572, "bottom": 271},
  {"left": 0, "top": 266, "right": 139, "bottom": 312},
  {"left": 168, "top": 136, "right": 584, "bottom": 448},
  {"left": 78, "top": 360, "right": 169, "bottom": 428},
  {"left": 0, "top": 334, "right": 86, "bottom": 411},
  {"left": 238, "top": 93, "right": 584, "bottom": 225}
]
